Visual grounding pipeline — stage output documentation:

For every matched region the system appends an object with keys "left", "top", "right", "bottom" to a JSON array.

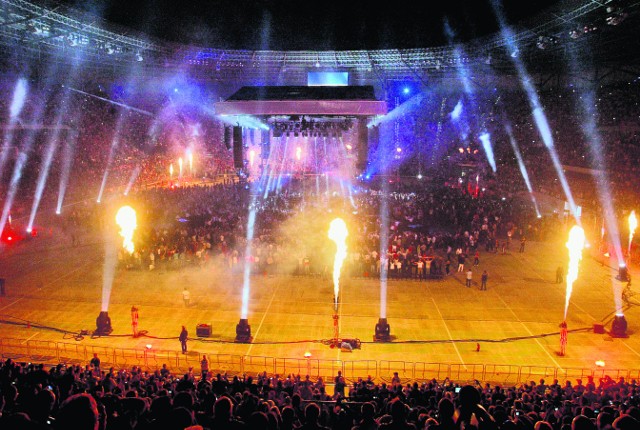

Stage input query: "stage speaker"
[
  {"left": 356, "top": 119, "right": 368, "bottom": 172},
  {"left": 196, "top": 323, "right": 211, "bottom": 337},
  {"left": 233, "top": 126, "right": 244, "bottom": 169},
  {"left": 593, "top": 323, "right": 605, "bottom": 334},
  {"left": 224, "top": 126, "right": 232, "bottom": 150}
]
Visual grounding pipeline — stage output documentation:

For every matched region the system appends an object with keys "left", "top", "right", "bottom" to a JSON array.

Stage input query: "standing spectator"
[
  {"left": 457, "top": 254, "right": 465, "bottom": 272},
  {"left": 90, "top": 353, "right": 100, "bottom": 372},
  {"left": 466, "top": 269, "right": 473, "bottom": 288},
  {"left": 201, "top": 354, "right": 209, "bottom": 377},
  {"left": 131, "top": 306, "right": 139, "bottom": 337},
  {"left": 559, "top": 321, "right": 568, "bottom": 356},
  {"left": 299, "top": 403, "right": 330, "bottom": 430},
  {"left": 473, "top": 251, "right": 480, "bottom": 267},
  {"left": 179, "top": 326, "right": 188, "bottom": 354},
  {"left": 182, "top": 287, "right": 190, "bottom": 307},
  {"left": 55, "top": 393, "right": 99, "bottom": 430},
  {"left": 481, "top": 270, "right": 488, "bottom": 291},
  {"left": 519, "top": 236, "right": 526, "bottom": 253}
]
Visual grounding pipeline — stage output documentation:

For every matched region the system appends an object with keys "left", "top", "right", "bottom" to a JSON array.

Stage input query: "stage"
[{"left": 1, "top": 228, "right": 639, "bottom": 385}]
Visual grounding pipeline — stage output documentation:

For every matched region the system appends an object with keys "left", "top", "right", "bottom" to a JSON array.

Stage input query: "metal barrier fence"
[{"left": 1, "top": 337, "right": 636, "bottom": 385}]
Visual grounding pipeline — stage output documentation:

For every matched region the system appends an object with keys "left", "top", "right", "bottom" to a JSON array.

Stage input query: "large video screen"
[{"left": 307, "top": 72, "right": 349, "bottom": 86}]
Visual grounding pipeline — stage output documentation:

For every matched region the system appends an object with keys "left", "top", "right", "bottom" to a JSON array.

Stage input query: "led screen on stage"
[{"left": 307, "top": 72, "right": 349, "bottom": 86}]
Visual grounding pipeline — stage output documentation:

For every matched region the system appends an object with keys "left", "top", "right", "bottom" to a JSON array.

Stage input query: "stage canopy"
[{"left": 215, "top": 86, "right": 387, "bottom": 116}]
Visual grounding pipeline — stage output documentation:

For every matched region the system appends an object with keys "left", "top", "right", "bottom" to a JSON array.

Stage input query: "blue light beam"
[{"left": 479, "top": 132, "right": 496, "bottom": 172}]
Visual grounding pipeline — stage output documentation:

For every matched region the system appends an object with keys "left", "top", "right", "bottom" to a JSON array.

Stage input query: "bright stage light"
[
  {"left": 402, "top": 87, "right": 410, "bottom": 95},
  {"left": 595, "top": 360, "right": 605, "bottom": 367}
]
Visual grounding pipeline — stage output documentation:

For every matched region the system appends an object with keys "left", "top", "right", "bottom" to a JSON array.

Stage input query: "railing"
[{"left": 1, "top": 337, "right": 635, "bottom": 386}]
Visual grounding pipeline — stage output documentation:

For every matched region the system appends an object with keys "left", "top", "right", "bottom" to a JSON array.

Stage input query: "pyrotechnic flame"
[
  {"left": 178, "top": 157, "right": 183, "bottom": 177},
  {"left": 629, "top": 210, "right": 637, "bottom": 255},
  {"left": 564, "top": 225, "right": 586, "bottom": 320},
  {"left": 296, "top": 147, "right": 302, "bottom": 161},
  {"left": 115, "top": 206, "right": 137, "bottom": 254},
  {"left": 169, "top": 163, "right": 174, "bottom": 178},
  {"left": 187, "top": 150, "right": 193, "bottom": 174},
  {"left": 328, "top": 218, "right": 348, "bottom": 309}
]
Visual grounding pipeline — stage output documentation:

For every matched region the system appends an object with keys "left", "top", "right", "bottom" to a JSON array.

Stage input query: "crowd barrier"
[{"left": 1, "top": 337, "right": 637, "bottom": 386}]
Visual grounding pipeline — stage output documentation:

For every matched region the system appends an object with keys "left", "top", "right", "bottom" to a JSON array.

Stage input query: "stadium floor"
[{"left": 1, "top": 229, "right": 639, "bottom": 384}]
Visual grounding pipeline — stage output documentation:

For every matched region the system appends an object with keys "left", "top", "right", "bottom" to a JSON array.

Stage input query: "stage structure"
[
  {"left": 216, "top": 86, "right": 386, "bottom": 342},
  {"left": 215, "top": 86, "right": 387, "bottom": 178}
]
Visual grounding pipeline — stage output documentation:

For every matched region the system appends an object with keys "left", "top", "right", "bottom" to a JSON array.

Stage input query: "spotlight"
[
  {"left": 611, "top": 314, "right": 628, "bottom": 338},
  {"left": 417, "top": 174, "right": 423, "bottom": 179},
  {"left": 617, "top": 264, "right": 630, "bottom": 282},
  {"left": 510, "top": 48, "right": 519, "bottom": 58},
  {"left": 402, "top": 87, "right": 410, "bottom": 95},
  {"left": 235, "top": 319, "right": 252, "bottom": 343},
  {"left": 374, "top": 318, "right": 391, "bottom": 342},
  {"left": 95, "top": 311, "right": 113, "bottom": 335}
]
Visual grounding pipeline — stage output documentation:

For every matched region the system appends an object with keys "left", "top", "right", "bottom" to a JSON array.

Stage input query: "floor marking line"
[
  {"left": 21, "top": 332, "right": 40, "bottom": 343},
  {"left": 246, "top": 282, "right": 280, "bottom": 357},
  {"left": 431, "top": 298, "right": 467, "bottom": 370},
  {"left": 496, "top": 295, "right": 563, "bottom": 370}
]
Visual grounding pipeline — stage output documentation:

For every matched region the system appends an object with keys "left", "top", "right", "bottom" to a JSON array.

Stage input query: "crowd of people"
[{"left": 1, "top": 358, "right": 639, "bottom": 429}]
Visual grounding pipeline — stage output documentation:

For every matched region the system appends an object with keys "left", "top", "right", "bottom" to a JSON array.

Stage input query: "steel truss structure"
[{"left": 1, "top": 0, "right": 639, "bottom": 86}]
